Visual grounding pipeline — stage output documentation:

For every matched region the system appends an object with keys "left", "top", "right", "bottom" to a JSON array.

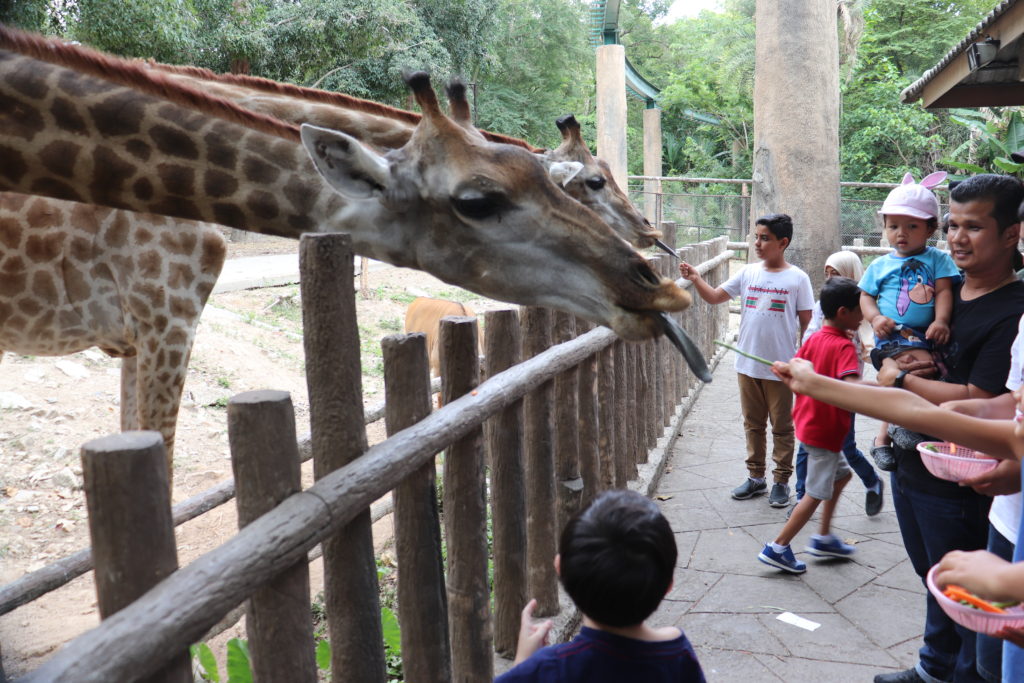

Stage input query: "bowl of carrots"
[
  {"left": 926, "top": 566, "right": 1024, "bottom": 635},
  {"left": 916, "top": 442, "right": 998, "bottom": 482}
]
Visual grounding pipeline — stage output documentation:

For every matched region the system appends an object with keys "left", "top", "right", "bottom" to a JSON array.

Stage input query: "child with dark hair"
[
  {"left": 496, "top": 490, "right": 705, "bottom": 682},
  {"left": 758, "top": 277, "right": 865, "bottom": 574},
  {"left": 680, "top": 213, "right": 814, "bottom": 508}
]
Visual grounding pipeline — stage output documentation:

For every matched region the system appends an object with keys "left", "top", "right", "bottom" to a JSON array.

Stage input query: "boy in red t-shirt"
[{"left": 758, "top": 277, "right": 865, "bottom": 574}]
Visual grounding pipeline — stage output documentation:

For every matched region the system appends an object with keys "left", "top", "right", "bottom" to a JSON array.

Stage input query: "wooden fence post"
[
  {"left": 553, "top": 310, "right": 581, "bottom": 531},
  {"left": 575, "top": 318, "right": 600, "bottom": 509},
  {"left": 484, "top": 310, "right": 527, "bottom": 658},
  {"left": 597, "top": 345, "right": 616, "bottom": 491},
  {"left": 228, "top": 391, "right": 316, "bottom": 683},
  {"left": 81, "top": 431, "right": 190, "bottom": 683},
  {"left": 382, "top": 334, "right": 451, "bottom": 682},
  {"left": 439, "top": 316, "right": 493, "bottom": 680},
  {"left": 678, "top": 245, "right": 696, "bottom": 395},
  {"left": 627, "top": 342, "right": 641, "bottom": 475},
  {"left": 661, "top": 220, "right": 677, "bottom": 254},
  {"left": 521, "top": 307, "right": 559, "bottom": 615},
  {"left": 299, "top": 233, "right": 384, "bottom": 682},
  {"left": 613, "top": 340, "right": 629, "bottom": 487},
  {"left": 659, "top": 257, "right": 673, "bottom": 427}
]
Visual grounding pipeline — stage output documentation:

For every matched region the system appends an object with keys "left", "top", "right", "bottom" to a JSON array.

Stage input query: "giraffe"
[
  {"left": 0, "top": 192, "right": 226, "bottom": 480},
  {"left": 148, "top": 62, "right": 662, "bottom": 250},
  {"left": 546, "top": 114, "right": 663, "bottom": 250},
  {"left": 0, "top": 28, "right": 691, "bottom": 346}
]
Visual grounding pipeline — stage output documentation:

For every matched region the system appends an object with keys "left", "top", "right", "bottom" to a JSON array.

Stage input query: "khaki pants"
[{"left": 736, "top": 373, "right": 795, "bottom": 483}]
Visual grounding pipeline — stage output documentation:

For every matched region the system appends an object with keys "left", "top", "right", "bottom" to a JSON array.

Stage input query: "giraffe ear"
[
  {"left": 300, "top": 123, "right": 391, "bottom": 199},
  {"left": 548, "top": 160, "right": 584, "bottom": 187}
]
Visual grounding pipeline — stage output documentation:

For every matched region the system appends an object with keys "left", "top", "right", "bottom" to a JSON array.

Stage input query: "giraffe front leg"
[
  {"left": 120, "top": 355, "right": 140, "bottom": 432},
  {"left": 133, "top": 337, "right": 185, "bottom": 490}
]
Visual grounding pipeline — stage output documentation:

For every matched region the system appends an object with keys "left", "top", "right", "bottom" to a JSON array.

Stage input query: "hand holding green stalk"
[{"left": 714, "top": 340, "right": 773, "bottom": 366}]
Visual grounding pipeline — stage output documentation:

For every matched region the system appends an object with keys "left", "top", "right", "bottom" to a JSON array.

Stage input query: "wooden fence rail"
[{"left": 12, "top": 231, "right": 730, "bottom": 683}]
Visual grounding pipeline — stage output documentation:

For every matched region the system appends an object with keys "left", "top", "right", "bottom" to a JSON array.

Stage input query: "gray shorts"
[{"left": 804, "top": 444, "right": 852, "bottom": 500}]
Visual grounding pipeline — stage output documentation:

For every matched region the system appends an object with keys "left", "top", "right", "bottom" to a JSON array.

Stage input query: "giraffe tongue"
[
  {"left": 658, "top": 313, "right": 712, "bottom": 383},
  {"left": 654, "top": 239, "right": 679, "bottom": 259}
]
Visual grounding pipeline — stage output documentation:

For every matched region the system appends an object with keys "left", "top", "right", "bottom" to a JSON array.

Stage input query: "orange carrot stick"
[{"left": 943, "top": 585, "right": 1007, "bottom": 613}]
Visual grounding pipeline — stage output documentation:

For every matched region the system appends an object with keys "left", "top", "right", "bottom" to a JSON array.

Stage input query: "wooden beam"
[
  {"left": 930, "top": 82, "right": 1024, "bottom": 108},
  {"left": 921, "top": 2, "right": 1024, "bottom": 108}
]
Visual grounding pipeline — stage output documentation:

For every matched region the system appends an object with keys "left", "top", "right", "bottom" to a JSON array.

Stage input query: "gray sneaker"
[
  {"left": 731, "top": 478, "right": 767, "bottom": 500},
  {"left": 768, "top": 482, "right": 790, "bottom": 507}
]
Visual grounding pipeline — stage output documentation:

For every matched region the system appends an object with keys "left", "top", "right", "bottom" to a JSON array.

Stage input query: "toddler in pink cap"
[{"left": 859, "top": 172, "right": 959, "bottom": 469}]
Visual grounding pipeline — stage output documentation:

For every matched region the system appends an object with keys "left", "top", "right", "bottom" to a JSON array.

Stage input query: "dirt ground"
[{"left": 0, "top": 233, "right": 512, "bottom": 678}]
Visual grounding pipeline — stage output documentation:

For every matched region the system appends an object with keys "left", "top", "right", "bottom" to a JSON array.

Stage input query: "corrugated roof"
[{"left": 901, "top": 0, "right": 1017, "bottom": 103}]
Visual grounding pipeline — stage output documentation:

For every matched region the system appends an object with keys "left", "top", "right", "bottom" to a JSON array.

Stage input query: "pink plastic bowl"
[
  {"left": 926, "top": 565, "right": 1024, "bottom": 636},
  {"left": 915, "top": 442, "right": 998, "bottom": 482}
]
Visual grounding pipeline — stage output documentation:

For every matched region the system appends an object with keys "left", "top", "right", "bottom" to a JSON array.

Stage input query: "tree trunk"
[{"left": 753, "top": 0, "right": 839, "bottom": 293}]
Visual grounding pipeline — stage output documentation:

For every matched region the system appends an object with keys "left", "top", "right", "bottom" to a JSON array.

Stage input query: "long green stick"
[{"left": 713, "top": 340, "right": 773, "bottom": 366}]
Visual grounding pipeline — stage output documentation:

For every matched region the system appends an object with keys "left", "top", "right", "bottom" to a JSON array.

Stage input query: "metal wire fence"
[{"left": 629, "top": 176, "right": 950, "bottom": 249}]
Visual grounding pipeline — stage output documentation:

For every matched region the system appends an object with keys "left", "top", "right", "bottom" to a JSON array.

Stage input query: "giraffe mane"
[
  {"left": 0, "top": 25, "right": 301, "bottom": 143},
  {"left": 145, "top": 60, "right": 542, "bottom": 153}
]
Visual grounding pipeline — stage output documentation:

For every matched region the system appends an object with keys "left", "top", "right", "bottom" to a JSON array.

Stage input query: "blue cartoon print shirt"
[{"left": 859, "top": 246, "right": 959, "bottom": 332}]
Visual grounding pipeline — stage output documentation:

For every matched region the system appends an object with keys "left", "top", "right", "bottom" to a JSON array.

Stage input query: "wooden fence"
[{"left": 4, "top": 230, "right": 731, "bottom": 683}]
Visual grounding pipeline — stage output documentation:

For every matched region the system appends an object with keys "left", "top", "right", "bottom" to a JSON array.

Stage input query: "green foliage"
[
  {"left": 191, "top": 643, "right": 221, "bottom": 682},
  {"left": 70, "top": 0, "right": 201, "bottom": 63},
  {"left": 315, "top": 639, "right": 331, "bottom": 671},
  {"left": 941, "top": 110, "right": 1024, "bottom": 177},
  {"left": 634, "top": 3, "right": 754, "bottom": 177},
  {"left": 225, "top": 637, "right": 252, "bottom": 682}
]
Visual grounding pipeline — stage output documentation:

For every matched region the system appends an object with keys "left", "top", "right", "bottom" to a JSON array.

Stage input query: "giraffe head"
[
  {"left": 301, "top": 72, "right": 690, "bottom": 340},
  {"left": 545, "top": 115, "right": 662, "bottom": 250}
]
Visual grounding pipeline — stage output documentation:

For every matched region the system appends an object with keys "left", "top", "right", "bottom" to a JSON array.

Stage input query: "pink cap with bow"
[{"left": 879, "top": 171, "right": 947, "bottom": 220}]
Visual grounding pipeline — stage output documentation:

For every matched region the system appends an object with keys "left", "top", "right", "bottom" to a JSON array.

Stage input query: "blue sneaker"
[
  {"left": 758, "top": 543, "right": 806, "bottom": 574},
  {"left": 806, "top": 535, "right": 856, "bottom": 559}
]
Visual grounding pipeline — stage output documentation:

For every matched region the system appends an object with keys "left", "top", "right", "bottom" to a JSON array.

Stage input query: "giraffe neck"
[
  {"left": 149, "top": 61, "right": 540, "bottom": 152},
  {"left": 0, "top": 49, "right": 352, "bottom": 243}
]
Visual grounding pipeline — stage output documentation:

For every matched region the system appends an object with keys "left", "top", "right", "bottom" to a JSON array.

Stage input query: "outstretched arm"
[
  {"left": 679, "top": 262, "right": 731, "bottom": 305},
  {"left": 772, "top": 358, "right": 1022, "bottom": 459}
]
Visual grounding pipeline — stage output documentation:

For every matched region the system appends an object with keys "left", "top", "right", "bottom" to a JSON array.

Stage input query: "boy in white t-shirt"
[{"left": 680, "top": 213, "right": 814, "bottom": 506}]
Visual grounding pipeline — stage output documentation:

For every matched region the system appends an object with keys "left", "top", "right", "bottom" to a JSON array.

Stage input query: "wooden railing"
[{"left": 8, "top": 232, "right": 731, "bottom": 683}]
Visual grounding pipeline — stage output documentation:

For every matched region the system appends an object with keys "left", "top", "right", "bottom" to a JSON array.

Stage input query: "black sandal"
[{"left": 870, "top": 440, "right": 897, "bottom": 472}]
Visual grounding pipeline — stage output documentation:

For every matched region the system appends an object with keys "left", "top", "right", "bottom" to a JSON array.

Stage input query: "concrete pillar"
[
  {"left": 643, "top": 107, "right": 663, "bottom": 225},
  {"left": 596, "top": 44, "right": 628, "bottom": 191},
  {"left": 752, "top": 0, "right": 839, "bottom": 293}
]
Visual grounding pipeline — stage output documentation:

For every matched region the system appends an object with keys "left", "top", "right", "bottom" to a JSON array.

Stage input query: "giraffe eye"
[
  {"left": 585, "top": 176, "right": 607, "bottom": 191},
  {"left": 452, "top": 189, "right": 511, "bottom": 220}
]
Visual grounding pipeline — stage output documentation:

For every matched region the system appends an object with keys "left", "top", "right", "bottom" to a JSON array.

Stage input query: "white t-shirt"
[
  {"left": 990, "top": 314, "right": 1024, "bottom": 543},
  {"left": 722, "top": 262, "right": 814, "bottom": 380}
]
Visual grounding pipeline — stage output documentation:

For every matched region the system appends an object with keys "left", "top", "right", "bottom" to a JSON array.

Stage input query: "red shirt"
[{"left": 793, "top": 325, "right": 860, "bottom": 451}]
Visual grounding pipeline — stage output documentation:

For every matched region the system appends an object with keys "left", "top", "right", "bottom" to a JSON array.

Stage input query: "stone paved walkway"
[{"left": 650, "top": 355, "right": 925, "bottom": 682}]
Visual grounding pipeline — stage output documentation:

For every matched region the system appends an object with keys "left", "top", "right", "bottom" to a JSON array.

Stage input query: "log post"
[
  {"left": 439, "top": 316, "right": 492, "bottom": 680},
  {"left": 553, "top": 311, "right": 581, "bottom": 531},
  {"left": 575, "top": 317, "right": 600, "bottom": 508},
  {"left": 678, "top": 246, "right": 696, "bottom": 395},
  {"left": 81, "top": 431, "right": 190, "bottom": 683},
  {"left": 382, "top": 334, "right": 450, "bottom": 682},
  {"left": 658, "top": 258, "right": 672, "bottom": 427},
  {"left": 299, "top": 233, "right": 384, "bottom": 682},
  {"left": 661, "top": 220, "right": 677, "bottom": 254},
  {"left": 484, "top": 310, "right": 527, "bottom": 658},
  {"left": 228, "top": 391, "right": 316, "bottom": 683},
  {"left": 597, "top": 345, "right": 616, "bottom": 491},
  {"left": 613, "top": 340, "right": 629, "bottom": 487},
  {"left": 521, "top": 307, "right": 559, "bottom": 614}
]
